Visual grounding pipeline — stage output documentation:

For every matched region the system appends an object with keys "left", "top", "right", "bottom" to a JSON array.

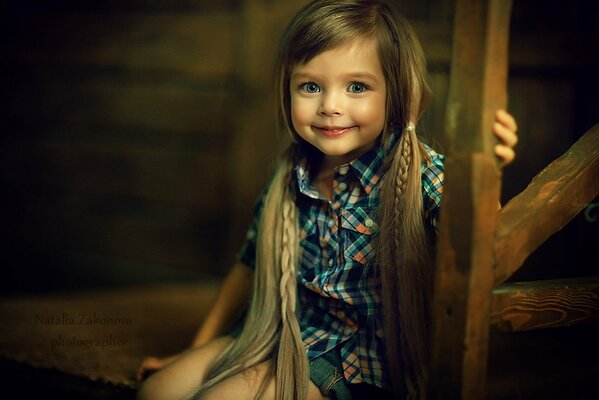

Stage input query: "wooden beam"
[
  {"left": 494, "top": 125, "right": 599, "bottom": 286},
  {"left": 429, "top": 0, "right": 512, "bottom": 399},
  {"left": 490, "top": 277, "right": 599, "bottom": 333}
]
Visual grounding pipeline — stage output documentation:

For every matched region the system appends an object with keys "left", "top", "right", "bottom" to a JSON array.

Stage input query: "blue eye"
[
  {"left": 348, "top": 82, "right": 368, "bottom": 93},
  {"left": 301, "top": 82, "right": 320, "bottom": 93}
]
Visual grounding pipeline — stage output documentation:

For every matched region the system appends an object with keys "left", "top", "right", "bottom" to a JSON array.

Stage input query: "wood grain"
[{"left": 491, "top": 277, "right": 599, "bottom": 332}]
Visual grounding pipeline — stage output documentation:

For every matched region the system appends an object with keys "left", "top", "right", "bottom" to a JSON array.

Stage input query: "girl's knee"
[
  {"left": 137, "top": 368, "right": 203, "bottom": 400},
  {"left": 200, "top": 361, "right": 275, "bottom": 400},
  {"left": 136, "top": 374, "right": 169, "bottom": 400},
  {"left": 136, "top": 338, "right": 233, "bottom": 400}
]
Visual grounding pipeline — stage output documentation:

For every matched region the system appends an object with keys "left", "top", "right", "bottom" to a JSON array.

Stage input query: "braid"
[
  {"left": 392, "top": 128, "right": 412, "bottom": 292},
  {"left": 396, "top": 128, "right": 412, "bottom": 198},
  {"left": 276, "top": 189, "right": 309, "bottom": 400},
  {"left": 394, "top": 128, "right": 413, "bottom": 241},
  {"left": 193, "top": 154, "right": 309, "bottom": 400},
  {"left": 279, "top": 192, "right": 297, "bottom": 322},
  {"left": 380, "top": 124, "right": 432, "bottom": 399}
]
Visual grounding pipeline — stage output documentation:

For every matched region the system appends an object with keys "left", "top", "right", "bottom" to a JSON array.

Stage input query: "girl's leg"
[
  {"left": 138, "top": 336, "right": 329, "bottom": 400},
  {"left": 137, "top": 336, "right": 233, "bottom": 400},
  {"left": 200, "top": 360, "right": 330, "bottom": 400}
]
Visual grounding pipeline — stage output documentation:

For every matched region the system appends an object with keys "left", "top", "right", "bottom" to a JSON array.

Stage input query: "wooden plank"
[
  {"left": 4, "top": 121, "right": 224, "bottom": 150},
  {"left": 63, "top": 213, "right": 225, "bottom": 272},
  {"left": 490, "top": 277, "right": 599, "bottom": 332},
  {"left": 494, "top": 125, "right": 599, "bottom": 286},
  {"left": 429, "top": 1, "right": 512, "bottom": 399},
  {"left": 11, "top": 212, "right": 226, "bottom": 274},
  {"left": 3, "top": 179, "right": 228, "bottom": 273},
  {"left": 1, "top": 141, "right": 226, "bottom": 210},
  {"left": 3, "top": 13, "right": 237, "bottom": 79},
  {"left": 4, "top": 182, "right": 222, "bottom": 235},
  {"left": 6, "top": 80, "right": 234, "bottom": 135}
]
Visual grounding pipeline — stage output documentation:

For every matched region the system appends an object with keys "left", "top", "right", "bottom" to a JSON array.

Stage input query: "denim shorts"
[
  {"left": 227, "top": 318, "right": 391, "bottom": 399},
  {"left": 309, "top": 347, "right": 393, "bottom": 400},
  {"left": 309, "top": 348, "right": 352, "bottom": 399}
]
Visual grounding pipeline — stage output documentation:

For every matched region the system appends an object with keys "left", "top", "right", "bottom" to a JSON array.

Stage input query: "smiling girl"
[{"left": 137, "top": 1, "right": 518, "bottom": 399}]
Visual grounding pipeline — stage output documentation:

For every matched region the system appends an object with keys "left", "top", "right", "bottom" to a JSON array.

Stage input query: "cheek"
[
  {"left": 290, "top": 97, "right": 313, "bottom": 127},
  {"left": 352, "top": 100, "right": 386, "bottom": 128}
]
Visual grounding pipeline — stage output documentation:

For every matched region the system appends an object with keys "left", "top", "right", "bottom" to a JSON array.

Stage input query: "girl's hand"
[
  {"left": 493, "top": 109, "right": 518, "bottom": 166},
  {"left": 136, "top": 353, "right": 180, "bottom": 383}
]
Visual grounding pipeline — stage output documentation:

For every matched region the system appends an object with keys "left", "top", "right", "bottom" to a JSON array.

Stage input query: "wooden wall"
[
  {"left": 1, "top": 0, "right": 248, "bottom": 293},
  {"left": 1, "top": 0, "right": 596, "bottom": 294}
]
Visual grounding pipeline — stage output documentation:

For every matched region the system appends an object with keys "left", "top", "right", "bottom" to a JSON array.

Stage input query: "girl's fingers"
[
  {"left": 496, "top": 109, "right": 518, "bottom": 133},
  {"left": 136, "top": 357, "right": 161, "bottom": 382},
  {"left": 493, "top": 110, "right": 519, "bottom": 167},
  {"left": 495, "top": 144, "right": 515, "bottom": 166},
  {"left": 493, "top": 121, "right": 518, "bottom": 148}
]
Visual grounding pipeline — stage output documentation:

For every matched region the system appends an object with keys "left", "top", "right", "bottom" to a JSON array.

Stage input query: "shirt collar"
[{"left": 295, "top": 128, "right": 402, "bottom": 197}]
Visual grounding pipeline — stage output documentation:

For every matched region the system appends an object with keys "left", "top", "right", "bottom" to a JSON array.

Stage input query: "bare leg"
[
  {"left": 137, "top": 336, "right": 234, "bottom": 400},
  {"left": 137, "top": 336, "right": 328, "bottom": 400},
  {"left": 200, "top": 359, "right": 330, "bottom": 400},
  {"left": 137, "top": 336, "right": 330, "bottom": 400}
]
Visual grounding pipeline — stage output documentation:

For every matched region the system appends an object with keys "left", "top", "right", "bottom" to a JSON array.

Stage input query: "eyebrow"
[{"left": 291, "top": 72, "right": 380, "bottom": 82}]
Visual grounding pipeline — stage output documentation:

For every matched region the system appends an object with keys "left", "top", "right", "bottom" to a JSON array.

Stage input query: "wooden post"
[{"left": 429, "top": 0, "right": 512, "bottom": 398}]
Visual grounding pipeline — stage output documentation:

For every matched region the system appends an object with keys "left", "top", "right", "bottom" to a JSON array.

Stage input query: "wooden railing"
[
  {"left": 494, "top": 125, "right": 599, "bottom": 285},
  {"left": 428, "top": 0, "right": 599, "bottom": 398}
]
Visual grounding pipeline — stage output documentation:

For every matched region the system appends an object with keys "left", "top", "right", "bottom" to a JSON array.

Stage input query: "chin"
[{"left": 319, "top": 147, "right": 353, "bottom": 157}]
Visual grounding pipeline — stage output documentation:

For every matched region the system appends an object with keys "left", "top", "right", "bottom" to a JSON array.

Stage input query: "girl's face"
[{"left": 290, "top": 36, "right": 387, "bottom": 167}]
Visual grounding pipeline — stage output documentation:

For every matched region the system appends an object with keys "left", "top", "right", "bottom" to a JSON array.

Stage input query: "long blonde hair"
[{"left": 195, "top": 1, "right": 433, "bottom": 399}]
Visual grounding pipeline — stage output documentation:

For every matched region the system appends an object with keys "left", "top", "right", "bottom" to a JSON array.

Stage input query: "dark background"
[{"left": 0, "top": 0, "right": 597, "bottom": 296}]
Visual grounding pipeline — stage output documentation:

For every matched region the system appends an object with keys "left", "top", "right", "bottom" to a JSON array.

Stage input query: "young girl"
[{"left": 137, "top": 0, "right": 518, "bottom": 399}]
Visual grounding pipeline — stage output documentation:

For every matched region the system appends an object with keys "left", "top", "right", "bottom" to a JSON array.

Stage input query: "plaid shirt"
[{"left": 238, "top": 132, "right": 444, "bottom": 388}]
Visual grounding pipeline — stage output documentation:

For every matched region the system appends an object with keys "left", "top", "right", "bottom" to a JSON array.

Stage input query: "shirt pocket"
[{"left": 340, "top": 207, "right": 378, "bottom": 265}]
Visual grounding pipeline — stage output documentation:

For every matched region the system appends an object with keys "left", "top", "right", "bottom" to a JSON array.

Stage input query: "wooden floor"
[
  {"left": 0, "top": 282, "right": 220, "bottom": 398},
  {"left": 0, "top": 283, "right": 597, "bottom": 399}
]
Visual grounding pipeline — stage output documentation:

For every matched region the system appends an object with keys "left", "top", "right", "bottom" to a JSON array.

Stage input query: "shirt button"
[
  {"left": 365, "top": 218, "right": 374, "bottom": 228},
  {"left": 338, "top": 166, "right": 349, "bottom": 175},
  {"left": 337, "top": 182, "right": 347, "bottom": 191},
  {"left": 327, "top": 218, "right": 336, "bottom": 228}
]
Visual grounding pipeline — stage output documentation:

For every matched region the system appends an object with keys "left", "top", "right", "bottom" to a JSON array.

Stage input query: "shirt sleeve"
[
  {"left": 421, "top": 150, "right": 445, "bottom": 233},
  {"left": 236, "top": 185, "right": 269, "bottom": 270}
]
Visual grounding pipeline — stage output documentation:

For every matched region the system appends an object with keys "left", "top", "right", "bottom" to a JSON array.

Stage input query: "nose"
[{"left": 318, "top": 91, "right": 343, "bottom": 116}]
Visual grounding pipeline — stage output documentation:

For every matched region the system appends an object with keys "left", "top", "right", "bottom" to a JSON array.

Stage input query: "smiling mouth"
[{"left": 313, "top": 125, "right": 355, "bottom": 137}]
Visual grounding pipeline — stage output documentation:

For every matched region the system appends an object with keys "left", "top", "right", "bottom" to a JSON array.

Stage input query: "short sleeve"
[
  {"left": 421, "top": 149, "right": 445, "bottom": 233},
  {"left": 236, "top": 186, "right": 269, "bottom": 270}
]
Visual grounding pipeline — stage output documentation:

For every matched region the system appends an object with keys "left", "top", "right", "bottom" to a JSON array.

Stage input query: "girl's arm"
[
  {"left": 191, "top": 262, "right": 253, "bottom": 347},
  {"left": 136, "top": 262, "right": 253, "bottom": 382}
]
